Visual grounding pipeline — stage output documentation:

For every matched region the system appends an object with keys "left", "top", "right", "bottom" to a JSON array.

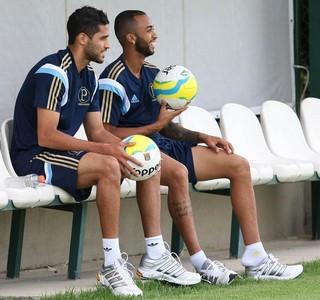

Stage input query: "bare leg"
[
  {"left": 136, "top": 171, "right": 162, "bottom": 238},
  {"left": 192, "top": 145, "right": 261, "bottom": 245},
  {"left": 160, "top": 153, "right": 201, "bottom": 255},
  {"left": 76, "top": 152, "right": 121, "bottom": 238}
]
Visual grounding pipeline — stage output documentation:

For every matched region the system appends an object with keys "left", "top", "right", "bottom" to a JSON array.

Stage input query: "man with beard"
[
  {"left": 99, "top": 10, "right": 303, "bottom": 285},
  {"left": 11, "top": 6, "right": 196, "bottom": 297}
]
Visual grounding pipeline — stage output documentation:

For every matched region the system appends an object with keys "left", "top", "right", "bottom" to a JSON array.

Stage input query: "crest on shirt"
[
  {"left": 149, "top": 83, "right": 157, "bottom": 101},
  {"left": 78, "top": 87, "right": 91, "bottom": 106}
]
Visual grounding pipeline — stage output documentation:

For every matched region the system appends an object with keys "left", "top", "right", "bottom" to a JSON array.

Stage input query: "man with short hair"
[
  {"left": 11, "top": 6, "right": 200, "bottom": 297},
  {"left": 99, "top": 10, "right": 303, "bottom": 284}
]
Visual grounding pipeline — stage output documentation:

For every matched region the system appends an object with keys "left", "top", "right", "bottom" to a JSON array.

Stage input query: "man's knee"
[
  {"left": 167, "top": 163, "right": 188, "bottom": 185},
  {"left": 232, "top": 155, "right": 251, "bottom": 176},
  {"left": 85, "top": 154, "right": 121, "bottom": 179}
]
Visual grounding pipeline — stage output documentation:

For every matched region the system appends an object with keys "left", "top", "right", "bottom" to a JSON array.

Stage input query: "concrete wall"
[{"left": 0, "top": 182, "right": 311, "bottom": 272}]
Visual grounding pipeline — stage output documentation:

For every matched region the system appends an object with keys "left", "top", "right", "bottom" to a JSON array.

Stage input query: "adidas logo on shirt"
[{"left": 131, "top": 95, "right": 139, "bottom": 103}]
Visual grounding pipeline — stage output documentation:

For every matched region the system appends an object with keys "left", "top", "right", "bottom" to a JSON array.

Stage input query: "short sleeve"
[{"left": 34, "top": 63, "right": 67, "bottom": 112}]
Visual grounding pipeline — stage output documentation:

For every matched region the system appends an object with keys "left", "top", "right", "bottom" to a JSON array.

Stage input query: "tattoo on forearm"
[
  {"left": 160, "top": 122, "right": 200, "bottom": 143},
  {"left": 170, "top": 199, "right": 193, "bottom": 217}
]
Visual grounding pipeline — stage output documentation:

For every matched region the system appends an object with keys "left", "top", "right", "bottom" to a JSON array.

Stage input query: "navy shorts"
[
  {"left": 151, "top": 134, "right": 197, "bottom": 184},
  {"left": 12, "top": 148, "right": 92, "bottom": 202}
]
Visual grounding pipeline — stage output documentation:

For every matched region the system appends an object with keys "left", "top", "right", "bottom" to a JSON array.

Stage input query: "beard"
[
  {"left": 85, "top": 42, "right": 105, "bottom": 64},
  {"left": 135, "top": 37, "right": 155, "bottom": 57}
]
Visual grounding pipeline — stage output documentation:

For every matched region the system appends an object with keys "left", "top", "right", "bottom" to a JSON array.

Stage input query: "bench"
[
  {"left": 172, "top": 102, "right": 320, "bottom": 256},
  {"left": 1, "top": 99, "right": 320, "bottom": 280},
  {"left": 0, "top": 120, "right": 167, "bottom": 280}
]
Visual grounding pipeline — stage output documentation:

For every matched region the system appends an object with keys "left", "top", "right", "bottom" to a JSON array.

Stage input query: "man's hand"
[
  {"left": 200, "top": 133, "right": 234, "bottom": 155},
  {"left": 155, "top": 100, "right": 188, "bottom": 129},
  {"left": 105, "top": 141, "right": 142, "bottom": 178}
]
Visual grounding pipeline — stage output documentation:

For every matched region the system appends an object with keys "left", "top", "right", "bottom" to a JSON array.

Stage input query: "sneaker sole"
[
  {"left": 201, "top": 273, "right": 237, "bottom": 285},
  {"left": 96, "top": 273, "right": 143, "bottom": 296},
  {"left": 247, "top": 266, "right": 303, "bottom": 281},
  {"left": 136, "top": 269, "right": 201, "bottom": 286}
]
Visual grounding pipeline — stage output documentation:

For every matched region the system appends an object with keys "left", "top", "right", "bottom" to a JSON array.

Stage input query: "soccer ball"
[
  {"left": 123, "top": 135, "right": 161, "bottom": 181},
  {"left": 153, "top": 65, "right": 198, "bottom": 110}
]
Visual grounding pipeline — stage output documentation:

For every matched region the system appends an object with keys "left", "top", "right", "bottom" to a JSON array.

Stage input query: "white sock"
[
  {"left": 145, "top": 235, "right": 167, "bottom": 259},
  {"left": 241, "top": 242, "right": 268, "bottom": 267},
  {"left": 102, "top": 238, "right": 121, "bottom": 266},
  {"left": 190, "top": 250, "right": 207, "bottom": 272}
]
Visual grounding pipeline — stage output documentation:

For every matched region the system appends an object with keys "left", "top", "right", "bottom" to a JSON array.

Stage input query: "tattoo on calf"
[{"left": 170, "top": 199, "right": 193, "bottom": 217}]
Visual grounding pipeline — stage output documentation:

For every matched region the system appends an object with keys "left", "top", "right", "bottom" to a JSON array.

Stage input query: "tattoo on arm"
[
  {"left": 160, "top": 121, "right": 200, "bottom": 143},
  {"left": 169, "top": 199, "right": 193, "bottom": 218}
]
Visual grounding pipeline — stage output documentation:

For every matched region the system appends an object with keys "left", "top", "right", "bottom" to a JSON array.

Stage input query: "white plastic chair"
[
  {"left": 0, "top": 119, "right": 56, "bottom": 207},
  {"left": 179, "top": 106, "right": 230, "bottom": 190},
  {"left": 220, "top": 103, "right": 314, "bottom": 182},
  {"left": 179, "top": 106, "right": 273, "bottom": 187},
  {"left": 300, "top": 97, "right": 320, "bottom": 153},
  {"left": 0, "top": 189, "right": 8, "bottom": 209},
  {"left": 260, "top": 100, "right": 320, "bottom": 177}
]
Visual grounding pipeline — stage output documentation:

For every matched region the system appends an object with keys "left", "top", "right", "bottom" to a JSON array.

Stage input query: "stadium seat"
[
  {"left": 0, "top": 119, "right": 89, "bottom": 279},
  {"left": 179, "top": 106, "right": 274, "bottom": 186},
  {"left": 0, "top": 189, "right": 8, "bottom": 210},
  {"left": 300, "top": 97, "right": 320, "bottom": 154},
  {"left": 179, "top": 106, "right": 230, "bottom": 190},
  {"left": 0, "top": 119, "right": 55, "bottom": 208},
  {"left": 260, "top": 100, "right": 320, "bottom": 177},
  {"left": 220, "top": 103, "right": 314, "bottom": 182}
]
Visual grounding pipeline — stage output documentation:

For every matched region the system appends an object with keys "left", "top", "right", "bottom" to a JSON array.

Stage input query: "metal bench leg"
[
  {"left": 7, "top": 209, "right": 26, "bottom": 278},
  {"left": 170, "top": 222, "right": 184, "bottom": 255},
  {"left": 67, "top": 202, "right": 88, "bottom": 279},
  {"left": 229, "top": 209, "right": 245, "bottom": 258}
]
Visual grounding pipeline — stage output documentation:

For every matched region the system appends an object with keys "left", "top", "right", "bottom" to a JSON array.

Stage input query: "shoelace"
[
  {"left": 257, "top": 254, "right": 287, "bottom": 276},
  {"left": 161, "top": 242, "right": 187, "bottom": 276},
  {"left": 119, "top": 252, "right": 136, "bottom": 280},
  {"left": 104, "top": 253, "right": 137, "bottom": 288},
  {"left": 200, "top": 260, "right": 227, "bottom": 283},
  {"left": 201, "top": 260, "right": 241, "bottom": 283}
]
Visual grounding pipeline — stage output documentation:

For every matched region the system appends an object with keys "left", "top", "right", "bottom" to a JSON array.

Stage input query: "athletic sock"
[
  {"left": 102, "top": 238, "right": 121, "bottom": 266},
  {"left": 190, "top": 250, "right": 207, "bottom": 272},
  {"left": 241, "top": 242, "right": 268, "bottom": 267},
  {"left": 145, "top": 235, "right": 167, "bottom": 259}
]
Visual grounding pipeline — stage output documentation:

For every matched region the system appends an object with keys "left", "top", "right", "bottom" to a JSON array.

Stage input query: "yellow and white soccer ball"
[
  {"left": 123, "top": 135, "right": 161, "bottom": 181},
  {"left": 153, "top": 65, "right": 198, "bottom": 110}
]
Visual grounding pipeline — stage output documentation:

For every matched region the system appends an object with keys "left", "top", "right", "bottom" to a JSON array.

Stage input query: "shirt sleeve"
[
  {"left": 99, "top": 78, "right": 130, "bottom": 126},
  {"left": 34, "top": 63, "right": 68, "bottom": 112},
  {"left": 88, "top": 74, "right": 100, "bottom": 113}
]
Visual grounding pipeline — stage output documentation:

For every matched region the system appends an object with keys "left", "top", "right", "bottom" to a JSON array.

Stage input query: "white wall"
[{"left": 0, "top": 0, "right": 293, "bottom": 123}]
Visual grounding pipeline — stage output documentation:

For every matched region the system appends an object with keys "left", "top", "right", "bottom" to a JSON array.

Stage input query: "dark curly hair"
[{"left": 67, "top": 6, "right": 109, "bottom": 44}]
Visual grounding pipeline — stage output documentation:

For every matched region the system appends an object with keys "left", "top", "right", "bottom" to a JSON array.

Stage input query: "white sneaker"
[
  {"left": 245, "top": 253, "right": 303, "bottom": 280},
  {"left": 96, "top": 253, "right": 143, "bottom": 297},
  {"left": 137, "top": 250, "right": 201, "bottom": 285},
  {"left": 198, "top": 258, "right": 237, "bottom": 285}
]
